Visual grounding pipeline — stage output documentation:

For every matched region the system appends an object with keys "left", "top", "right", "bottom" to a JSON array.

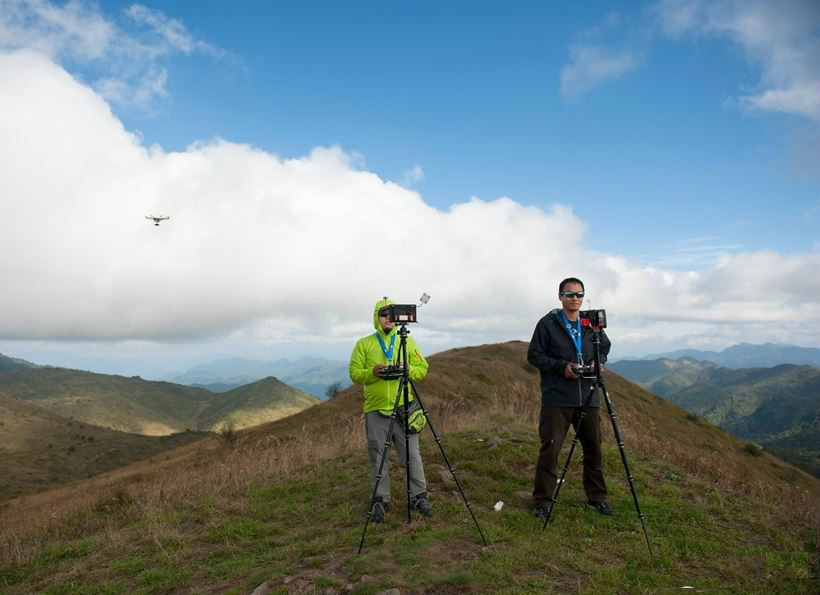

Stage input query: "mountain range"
[
  {"left": 619, "top": 342, "right": 820, "bottom": 368},
  {"left": 0, "top": 365, "right": 319, "bottom": 435},
  {"left": 610, "top": 357, "right": 820, "bottom": 476},
  {"left": 167, "top": 355, "right": 351, "bottom": 398}
]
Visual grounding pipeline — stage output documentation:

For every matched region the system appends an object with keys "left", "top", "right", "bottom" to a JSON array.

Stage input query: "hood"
[
  {"left": 373, "top": 297, "right": 397, "bottom": 335},
  {"left": 548, "top": 308, "right": 563, "bottom": 321}
]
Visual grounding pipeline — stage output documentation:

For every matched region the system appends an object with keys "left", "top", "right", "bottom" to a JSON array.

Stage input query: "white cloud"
[
  {"left": 560, "top": 44, "right": 639, "bottom": 101},
  {"left": 1, "top": 50, "right": 818, "bottom": 356},
  {"left": 0, "top": 0, "right": 223, "bottom": 108},
  {"left": 654, "top": 0, "right": 820, "bottom": 122}
]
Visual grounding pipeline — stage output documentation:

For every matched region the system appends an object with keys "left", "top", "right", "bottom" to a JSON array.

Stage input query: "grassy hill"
[
  {"left": 0, "top": 342, "right": 816, "bottom": 595},
  {"left": 197, "top": 377, "right": 320, "bottom": 431},
  {"left": 0, "top": 368, "right": 318, "bottom": 435},
  {"left": 0, "top": 390, "right": 209, "bottom": 501}
]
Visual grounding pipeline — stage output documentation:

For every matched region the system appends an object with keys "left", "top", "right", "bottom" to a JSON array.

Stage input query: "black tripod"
[
  {"left": 541, "top": 328, "right": 653, "bottom": 556},
  {"left": 357, "top": 323, "right": 487, "bottom": 553}
]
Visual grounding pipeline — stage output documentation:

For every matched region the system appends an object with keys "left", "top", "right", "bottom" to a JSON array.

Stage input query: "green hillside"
[
  {"left": 611, "top": 360, "right": 820, "bottom": 477},
  {"left": 0, "top": 342, "right": 816, "bottom": 595},
  {"left": 196, "top": 376, "right": 320, "bottom": 431},
  {"left": 0, "top": 353, "right": 39, "bottom": 373},
  {"left": 0, "top": 390, "right": 209, "bottom": 501},
  {"left": 0, "top": 368, "right": 212, "bottom": 434},
  {"left": 609, "top": 357, "right": 718, "bottom": 396},
  {"left": 0, "top": 368, "right": 319, "bottom": 436}
]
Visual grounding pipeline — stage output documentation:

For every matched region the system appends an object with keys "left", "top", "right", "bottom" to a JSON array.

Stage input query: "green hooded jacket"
[{"left": 348, "top": 298, "right": 429, "bottom": 414}]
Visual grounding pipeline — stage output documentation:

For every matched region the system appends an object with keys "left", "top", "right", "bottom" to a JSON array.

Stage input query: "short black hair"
[{"left": 559, "top": 277, "right": 585, "bottom": 292}]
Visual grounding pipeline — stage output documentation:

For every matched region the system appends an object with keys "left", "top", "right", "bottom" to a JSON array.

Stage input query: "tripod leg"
[
  {"left": 408, "top": 379, "right": 488, "bottom": 546},
  {"left": 542, "top": 384, "right": 596, "bottom": 529},
  {"left": 599, "top": 378, "right": 653, "bottom": 556},
  {"left": 357, "top": 381, "right": 404, "bottom": 554},
  {"left": 403, "top": 376, "right": 412, "bottom": 524}
]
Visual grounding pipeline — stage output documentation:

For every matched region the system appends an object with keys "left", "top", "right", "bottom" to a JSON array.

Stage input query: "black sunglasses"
[
  {"left": 560, "top": 291, "right": 585, "bottom": 299},
  {"left": 378, "top": 310, "right": 390, "bottom": 317}
]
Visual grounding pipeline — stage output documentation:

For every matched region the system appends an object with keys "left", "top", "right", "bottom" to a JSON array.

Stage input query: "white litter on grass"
[
  {"left": 493, "top": 501, "right": 504, "bottom": 511},
  {"left": 681, "top": 587, "right": 694, "bottom": 590},
  {"left": 475, "top": 438, "right": 484, "bottom": 442}
]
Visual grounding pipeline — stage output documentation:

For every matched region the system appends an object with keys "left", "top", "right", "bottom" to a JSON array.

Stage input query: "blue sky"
[
  {"left": 101, "top": 0, "right": 819, "bottom": 261},
  {"left": 0, "top": 0, "right": 818, "bottom": 375}
]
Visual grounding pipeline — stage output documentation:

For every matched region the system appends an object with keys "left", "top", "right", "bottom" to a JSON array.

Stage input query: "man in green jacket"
[{"left": 349, "top": 297, "right": 432, "bottom": 522}]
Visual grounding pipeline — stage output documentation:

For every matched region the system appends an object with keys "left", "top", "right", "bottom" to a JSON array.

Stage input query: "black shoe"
[
  {"left": 413, "top": 495, "right": 433, "bottom": 517},
  {"left": 370, "top": 498, "right": 388, "bottom": 522},
  {"left": 533, "top": 505, "right": 553, "bottom": 522},
  {"left": 586, "top": 501, "right": 613, "bottom": 516}
]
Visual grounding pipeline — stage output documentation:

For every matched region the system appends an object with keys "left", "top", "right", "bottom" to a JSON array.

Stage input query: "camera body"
[
  {"left": 381, "top": 364, "right": 406, "bottom": 380},
  {"left": 386, "top": 304, "right": 417, "bottom": 323},
  {"left": 573, "top": 360, "right": 598, "bottom": 379},
  {"left": 580, "top": 308, "right": 607, "bottom": 330}
]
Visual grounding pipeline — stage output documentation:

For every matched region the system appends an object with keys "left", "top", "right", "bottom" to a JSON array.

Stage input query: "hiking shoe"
[
  {"left": 533, "top": 505, "right": 553, "bottom": 522},
  {"left": 370, "top": 498, "right": 388, "bottom": 523},
  {"left": 587, "top": 501, "right": 613, "bottom": 516},
  {"left": 413, "top": 496, "right": 433, "bottom": 517}
]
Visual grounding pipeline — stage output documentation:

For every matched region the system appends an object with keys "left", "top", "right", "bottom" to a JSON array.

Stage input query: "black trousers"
[{"left": 533, "top": 405, "right": 608, "bottom": 506}]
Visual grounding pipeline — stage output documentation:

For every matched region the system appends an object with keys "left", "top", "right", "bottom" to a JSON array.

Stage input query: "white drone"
[{"left": 145, "top": 215, "right": 170, "bottom": 227}]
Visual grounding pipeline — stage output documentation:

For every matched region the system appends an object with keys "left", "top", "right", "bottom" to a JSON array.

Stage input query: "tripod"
[
  {"left": 541, "top": 328, "right": 653, "bottom": 556},
  {"left": 357, "top": 323, "right": 487, "bottom": 553}
]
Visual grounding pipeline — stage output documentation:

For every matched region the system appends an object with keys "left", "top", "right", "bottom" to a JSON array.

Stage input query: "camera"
[
  {"left": 573, "top": 361, "right": 597, "bottom": 378},
  {"left": 381, "top": 364, "right": 406, "bottom": 380},
  {"left": 580, "top": 308, "right": 606, "bottom": 330},
  {"left": 386, "top": 304, "right": 417, "bottom": 323}
]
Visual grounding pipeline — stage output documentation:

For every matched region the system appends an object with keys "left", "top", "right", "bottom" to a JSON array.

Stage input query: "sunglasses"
[
  {"left": 378, "top": 310, "right": 390, "bottom": 317},
  {"left": 560, "top": 291, "right": 585, "bottom": 299}
]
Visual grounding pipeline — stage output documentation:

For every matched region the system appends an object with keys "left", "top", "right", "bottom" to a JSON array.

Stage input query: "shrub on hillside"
[{"left": 218, "top": 421, "right": 237, "bottom": 443}]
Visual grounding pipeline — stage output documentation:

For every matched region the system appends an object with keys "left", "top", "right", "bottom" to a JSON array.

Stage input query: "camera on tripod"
[
  {"left": 580, "top": 308, "right": 607, "bottom": 330},
  {"left": 573, "top": 360, "right": 597, "bottom": 379},
  {"left": 381, "top": 364, "right": 406, "bottom": 380},
  {"left": 386, "top": 304, "right": 417, "bottom": 323}
]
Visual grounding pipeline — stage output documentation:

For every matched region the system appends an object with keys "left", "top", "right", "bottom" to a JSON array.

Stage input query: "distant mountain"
[
  {"left": 0, "top": 352, "right": 40, "bottom": 372},
  {"left": 0, "top": 367, "right": 318, "bottom": 435},
  {"left": 611, "top": 358, "right": 820, "bottom": 477},
  {"left": 196, "top": 377, "right": 319, "bottom": 431},
  {"left": 607, "top": 357, "right": 718, "bottom": 397},
  {"left": 623, "top": 343, "right": 820, "bottom": 368},
  {"left": 168, "top": 356, "right": 351, "bottom": 399},
  {"left": 0, "top": 389, "right": 208, "bottom": 500}
]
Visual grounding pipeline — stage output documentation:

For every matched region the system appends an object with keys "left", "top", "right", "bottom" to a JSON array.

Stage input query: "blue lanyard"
[
  {"left": 560, "top": 312, "right": 583, "bottom": 359},
  {"left": 375, "top": 333, "right": 396, "bottom": 362}
]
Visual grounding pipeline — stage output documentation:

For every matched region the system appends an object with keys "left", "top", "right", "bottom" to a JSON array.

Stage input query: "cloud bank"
[{"left": 1, "top": 50, "right": 818, "bottom": 355}]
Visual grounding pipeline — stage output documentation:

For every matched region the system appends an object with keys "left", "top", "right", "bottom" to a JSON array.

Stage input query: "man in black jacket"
[{"left": 527, "top": 277, "right": 613, "bottom": 519}]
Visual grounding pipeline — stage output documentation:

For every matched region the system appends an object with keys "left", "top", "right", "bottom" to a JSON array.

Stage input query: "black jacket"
[{"left": 527, "top": 308, "right": 611, "bottom": 408}]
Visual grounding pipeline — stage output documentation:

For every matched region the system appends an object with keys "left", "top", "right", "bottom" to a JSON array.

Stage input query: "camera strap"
[
  {"left": 374, "top": 332, "right": 396, "bottom": 362},
  {"left": 560, "top": 311, "right": 583, "bottom": 359}
]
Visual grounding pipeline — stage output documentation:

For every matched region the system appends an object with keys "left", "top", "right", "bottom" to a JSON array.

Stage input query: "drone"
[{"left": 145, "top": 215, "right": 170, "bottom": 227}]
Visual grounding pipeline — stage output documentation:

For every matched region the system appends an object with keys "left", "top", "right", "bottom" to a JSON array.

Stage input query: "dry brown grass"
[{"left": 2, "top": 341, "right": 817, "bottom": 568}]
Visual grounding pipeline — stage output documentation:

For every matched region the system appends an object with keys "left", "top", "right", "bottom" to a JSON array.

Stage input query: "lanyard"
[
  {"left": 375, "top": 332, "right": 396, "bottom": 362},
  {"left": 559, "top": 311, "right": 583, "bottom": 359}
]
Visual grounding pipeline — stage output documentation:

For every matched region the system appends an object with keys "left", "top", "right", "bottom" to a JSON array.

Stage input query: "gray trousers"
[{"left": 365, "top": 411, "right": 427, "bottom": 502}]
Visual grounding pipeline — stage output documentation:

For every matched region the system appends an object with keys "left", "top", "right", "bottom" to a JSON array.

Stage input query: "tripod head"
[
  {"left": 380, "top": 323, "right": 411, "bottom": 380},
  {"left": 575, "top": 327, "right": 606, "bottom": 380}
]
